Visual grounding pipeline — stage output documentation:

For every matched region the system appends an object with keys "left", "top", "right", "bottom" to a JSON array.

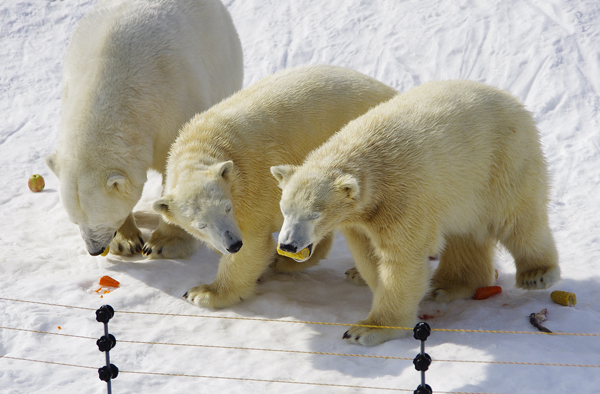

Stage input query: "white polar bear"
[
  {"left": 45, "top": 0, "right": 243, "bottom": 257},
  {"left": 272, "top": 80, "right": 560, "bottom": 346},
  {"left": 152, "top": 65, "right": 398, "bottom": 308}
]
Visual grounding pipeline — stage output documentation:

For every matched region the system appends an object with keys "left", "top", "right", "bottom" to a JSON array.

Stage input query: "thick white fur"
[
  {"left": 273, "top": 80, "right": 560, "bottom": 346},
  {"left": 154, "top": 65, "right": 398, "bottom": 309},
  {"left": 46, "top": 0, "right": 243, "bottom": 257}
]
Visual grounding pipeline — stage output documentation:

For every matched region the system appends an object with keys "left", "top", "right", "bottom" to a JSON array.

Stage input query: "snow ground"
[{"left": 1, "top": 0, "right": 599, "bottom": 393}]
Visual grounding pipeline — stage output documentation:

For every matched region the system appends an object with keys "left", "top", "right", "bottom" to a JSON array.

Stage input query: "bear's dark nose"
[
  {"left": 278, "top": 243, "right": 297, "bottom": 253},
  {"left": 89, "top": 247, "right": 105, "bottom": 256},
  {"left": 227, "top": 240, "right": 243, "bottom": 254}
]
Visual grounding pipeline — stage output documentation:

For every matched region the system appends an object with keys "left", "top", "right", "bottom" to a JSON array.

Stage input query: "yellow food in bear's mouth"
[
  {"left": 100, "top": 246, "right": 110, "bottom": 257},
  {"left": 276, "top": 244, "right": 311, "bottom": 261}
]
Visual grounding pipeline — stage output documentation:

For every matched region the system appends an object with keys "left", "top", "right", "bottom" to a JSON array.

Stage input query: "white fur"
[
  {"left": 273, "top": 80, "right": 560, "bottom": 346},
  {"left": 46, "top": 0, "right": 243, "bottom": 257},
  {"left": 155, "top": 65, "right": 398, "bottom": 309}
]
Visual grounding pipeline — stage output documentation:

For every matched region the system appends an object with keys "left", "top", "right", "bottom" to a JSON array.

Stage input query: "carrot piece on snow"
[
  {"left": 99, "top": 275, "right": 120, "bottom": 288},
  {"left": 474, "top": 285, "right": 502, "bottom": 300}
]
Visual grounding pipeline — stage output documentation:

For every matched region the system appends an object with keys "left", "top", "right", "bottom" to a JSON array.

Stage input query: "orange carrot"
[
  {"left": 474, "top": 286, "right": 502, "bottom": 300},
  {"left": 99, "top": 275, "right": 120, "bottom": 288}
]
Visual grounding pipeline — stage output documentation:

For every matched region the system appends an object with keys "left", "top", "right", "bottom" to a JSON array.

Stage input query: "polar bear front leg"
[
  {"left": 343, "top": 244, "right": 429, "bottom": 346},
  {"left": 186, "top": 234, "right": 275, "bottom": 309},
  {"left": 110, "top": 213, "right": 145, "bottom": 256},
  {"left": 143, "top": 216, "right": 198, "bottom": 259}
]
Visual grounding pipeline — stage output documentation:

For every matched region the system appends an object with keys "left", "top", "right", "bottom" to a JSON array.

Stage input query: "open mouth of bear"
[{"left": 277, "top": 243, "right": 313, "bottom": 262}]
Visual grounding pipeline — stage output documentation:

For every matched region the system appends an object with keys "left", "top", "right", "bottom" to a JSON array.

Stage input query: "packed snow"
[{"left": 1, "top": 0, "right": 599, "bottom": 393}]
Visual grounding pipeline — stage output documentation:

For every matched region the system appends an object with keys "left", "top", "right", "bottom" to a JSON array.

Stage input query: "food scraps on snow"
[
  {"left": 474, "top": 285, "right": 502, "bottom": 300},
  {"left": 95, "top": 275, "right": 120, "bottom": 296},
  {"left": 99, "top": 275, "right": 120, "bottom": 287},
  {"left": 551, "top": 290, "right": 576, "bottom": 307},
  {"left": 529, "top": 308, "right": 552, "bottom": 333}
]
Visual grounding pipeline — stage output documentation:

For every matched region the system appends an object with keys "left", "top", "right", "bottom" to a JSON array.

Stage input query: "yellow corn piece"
[
  {"left": 100, "top": 246, "right": 110, "bottom": 257},
  {"left": 277, "top": 244, "right": 311, "bottom": 261},
  {"left": 551, "top": 290, "right": 576, "bottom": 307}
]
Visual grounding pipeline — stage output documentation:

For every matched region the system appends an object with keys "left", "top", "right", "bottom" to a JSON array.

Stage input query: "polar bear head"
[
  {"left": 46, "top": 153, "right": 145, "bottom": 256},
  {"left": 153, "top": 161, "right": 243, "bottom": 255},
  {"left": 271, "top": 164, "right": 360, "bottom": 262}
]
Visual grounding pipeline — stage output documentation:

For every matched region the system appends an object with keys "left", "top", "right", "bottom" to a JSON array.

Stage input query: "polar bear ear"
[
  {"left": 107, "top": 172, "right": 127, "bottom": 190},
  {"left": 45, "top": 153, "right": 59, "bottom": 177},
  {"left": 271, "top": 165, "right": 297, "bottom": 188},
  {"left": 213, "top": 161, "right": 234, "bottom": 181},
  {"left": 335, "top": 174, "right": 360, "bottom": 199},
  {"left": 153, "top": 196, "right": 173, "bottom": 215}
]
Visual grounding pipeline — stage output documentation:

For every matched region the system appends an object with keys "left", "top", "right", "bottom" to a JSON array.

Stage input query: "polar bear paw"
[
  {"left": 184, "top": 284, "right": 245, "bottom": 309},
  {"left": 342, "top": 319, "right": 410, "bottom": 346},
  {"left": 142, "top": 229, "right": 197, "bottom": 259},
  {"left": 344, "top": 267, "right": 367, "bottom": 286},
  {"left": 110, "top": 232, "right": 144, "bottom": 256},
  {"left": 516, "top": 266, "right": 560, "bottom": 290}
]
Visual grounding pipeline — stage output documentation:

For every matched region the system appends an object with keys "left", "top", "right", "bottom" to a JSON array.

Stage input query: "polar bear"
[
  {"left": 45, "top": 0, "right": 243, "bottom": 257},
  {"left": 272, "top": 80, "right": 560, "bottom": 346},
  {"left": 152, "top": 65, "right": 398, "bottom": 308}
]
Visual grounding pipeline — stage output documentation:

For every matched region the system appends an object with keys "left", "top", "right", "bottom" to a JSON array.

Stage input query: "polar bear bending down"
[
  {"left": 45, "top": 0, "right": 243, "bottom": 257},
  {"left": 152, "top": 65, "right": 398, "bottom": 309},
  {"left": 272, "top": 80, "right": 560, "bottom": 346}
]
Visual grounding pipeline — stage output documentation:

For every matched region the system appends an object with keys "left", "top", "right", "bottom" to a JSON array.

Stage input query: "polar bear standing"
[
  {"left": 152, "top": 65, "right": 398, "bottom": 308},
  {"left": 272, "top": 80, "right": 560, "bottom": 346},
  {"left": 46, "top": 0, "right": 243, "bottom": 257}
]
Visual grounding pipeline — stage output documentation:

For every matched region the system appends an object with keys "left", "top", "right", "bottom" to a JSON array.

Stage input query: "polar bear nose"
[
  {"left": 227, "top": 240, "right": 243, "bottom": 254},
  {"left": 278, "top": 243, "right": 297, "bottom": 254}
]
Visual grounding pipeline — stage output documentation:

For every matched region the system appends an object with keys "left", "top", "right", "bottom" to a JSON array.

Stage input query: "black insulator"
[
  {"left": 96, "top": 305, "right": 115, "bottom": 323},
  {"left": 413, "top": 384, "right": 433, "bottom": 394},
  {"left": 413, "top": 322, "right": 431, "bottom": 341},
  {"left": 98, "top": 364, "right": 119, "bottom": 382},
  {"left": 96, "top": 334, "right": 117, "bottom": 352},
  {"left": 413, "top": 353, "right": 432, "bottom": 372}
]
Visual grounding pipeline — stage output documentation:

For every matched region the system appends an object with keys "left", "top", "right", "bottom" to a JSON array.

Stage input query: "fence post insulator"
[
  {"left": 96, "top": 305, "right": 115, "bottom": 323},
  {"left": 413, "top": 353, "right": 432, "bottom": 372},
  {"left": 413, "top": 383, "right": 433, "bottom": 394},
  {"left": 97, "top": 334, "right": 117, "bottom": 352},
  {"left": 98, "top": 364, "right": 119, "bottom": 382},
  {"left": 413, "top": 322, "right": 431, "bottom": 341}
]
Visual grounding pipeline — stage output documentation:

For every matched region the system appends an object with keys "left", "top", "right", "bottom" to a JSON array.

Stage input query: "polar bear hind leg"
[{"left": 500, "top": 207, "right": 560, "bottom": 289}]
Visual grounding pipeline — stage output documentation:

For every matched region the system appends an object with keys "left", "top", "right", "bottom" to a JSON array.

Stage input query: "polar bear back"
[
  {"left": 305, "top": 79, "right": 549, "bottom": 235},
  {"left": 164, "top": 65, "right": 398, "bottom": 233},
  {"left": 170, "top": 65, "right": 398, "bottom": 174},
  {"left": 59, "top": 0, "right": 243, "bottom": 174}
]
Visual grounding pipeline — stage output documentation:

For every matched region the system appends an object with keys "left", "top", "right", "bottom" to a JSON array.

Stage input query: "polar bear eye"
[
  {"left": 196, "top": 223, "right": 207, "bottom": 230},
  {"left": 307, "top": 213, "right": 321, "bottom": 220},
  {"left": 225, "top": 203, "right": 232, "bottom": 214}
]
